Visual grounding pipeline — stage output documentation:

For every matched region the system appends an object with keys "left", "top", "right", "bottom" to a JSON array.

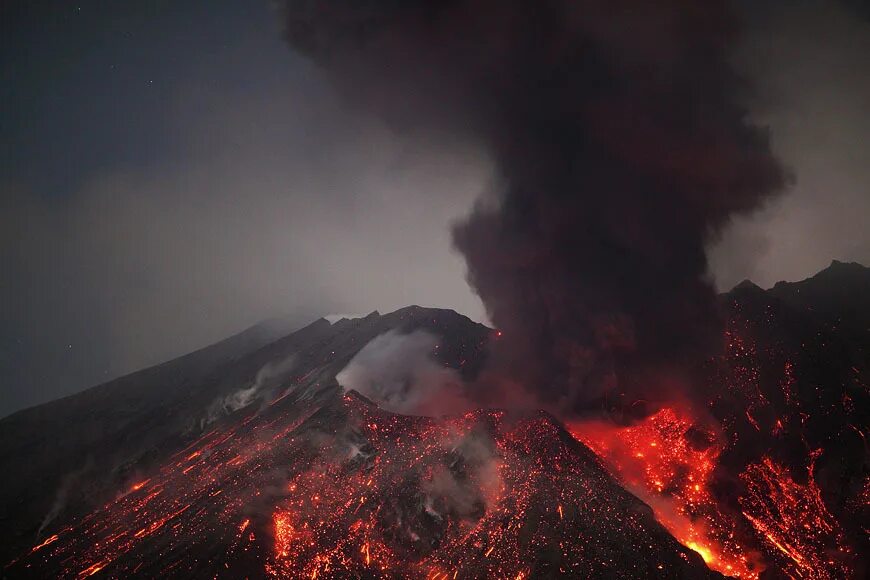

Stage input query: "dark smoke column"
[{"left": 280, "top": 0, "right": 786, "bottom": 414}]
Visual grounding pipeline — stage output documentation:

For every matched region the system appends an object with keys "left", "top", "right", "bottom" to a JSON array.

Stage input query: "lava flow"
[
  {"left": 569, "top": 404, "right": 859, "bottom": 579},
  {"left": 740, "top": 450, "right": 854, "bottom": 579},
  {"left": 254, "top": 394, "right": 716, "bottom": 579},
  {"left": 569, "top": 407, "right": 762, "bottom": 578},
  {"left": 8, "top": 381, "right": 859, "bottom": 579}
]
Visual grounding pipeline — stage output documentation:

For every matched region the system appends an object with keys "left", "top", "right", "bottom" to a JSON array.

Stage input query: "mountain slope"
[
  {"left": 708, "top": 263, "right": 869, "bottom": 578},
  {"left": 1, "top": 306, "right": 716, "bottom": 578},
  {"left": 2, "top": 264, "right": 869, "bottom": 578},
  {"left": 0, "top": 306, "right": 490, "bottom": 568},
  {"left": 6, "top": 391, "right": 717, "bottom": 579}
]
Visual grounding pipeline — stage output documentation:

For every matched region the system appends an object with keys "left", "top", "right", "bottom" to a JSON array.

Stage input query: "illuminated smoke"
[{"left": 279, "top": 0, "right": 787, "bottom": 413}]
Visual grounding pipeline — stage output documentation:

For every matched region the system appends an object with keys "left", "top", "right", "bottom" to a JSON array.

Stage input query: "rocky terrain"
[{"left": 2, "top": 262, "right": 867, "bottom": 578}]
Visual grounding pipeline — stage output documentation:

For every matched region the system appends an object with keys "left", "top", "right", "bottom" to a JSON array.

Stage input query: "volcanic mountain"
[{"left": 2, "top": 262, "right": 868, "bottom": 578}]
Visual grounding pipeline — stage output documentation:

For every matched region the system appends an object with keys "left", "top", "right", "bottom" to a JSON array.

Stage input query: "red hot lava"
[
  {"left": 569, "top": 406, "right": 856, "bottom": 579},
  {"left": 740, "top": 450, "right": 853, "bottom": 579},
  {"left": 569, "top": 407, "right": 763, "bottom": 578},
  {"left": 8, "top": 391, "right": 716, "bottom": 579}
]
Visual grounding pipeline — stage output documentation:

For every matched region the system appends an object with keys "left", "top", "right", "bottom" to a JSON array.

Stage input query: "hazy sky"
[
  {"left": 709, "top": 0, "right": 870, "bottom": 288},
  {"left": 1, "top": 0, "right": 868, "bottom": 416}
]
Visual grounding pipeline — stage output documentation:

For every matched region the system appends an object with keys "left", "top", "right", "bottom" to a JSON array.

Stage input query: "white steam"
[
  {"left": 37, "top": 460, "right": 92, "bottom": 538},
  {"left": 336, "top": 330, "right": 470, "bottom": 416},
  {"left": 202, "top": 353, "right": 297, "bottom": 426},
  {"left": 422, "top": 431, "right": 503, "bottom": 519}
]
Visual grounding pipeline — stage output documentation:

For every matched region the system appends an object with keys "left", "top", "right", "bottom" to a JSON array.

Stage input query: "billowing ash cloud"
[{"left": 281, "top": 0, "right": 786, "bottom": 414}]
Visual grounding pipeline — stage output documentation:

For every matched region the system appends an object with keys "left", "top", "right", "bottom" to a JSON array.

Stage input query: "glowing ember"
[
  {"left": 9, "top": 391, "right": 716, "bottom": 578},
  {"left": 8, "top": 312, "right": 862, "bottom": 578},
  {"left": 740, "top": 450, "right": 854, "bottom": 579},
  {"left": 259, "top": 397, "right": 716, "bottom": 579},
  {"left": 129, "top": 479, "right": 150, "bottom": 493},
  {"left": 571, "top": 403, "right": 860, "bottom": 579},
  {"left": 29, "top": 534, "right": 59, "bottom": 554}
]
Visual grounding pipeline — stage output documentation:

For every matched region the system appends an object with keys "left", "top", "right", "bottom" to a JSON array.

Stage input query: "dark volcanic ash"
[{"left": 279, "top": 0, "right": 787, "bottom": 414}]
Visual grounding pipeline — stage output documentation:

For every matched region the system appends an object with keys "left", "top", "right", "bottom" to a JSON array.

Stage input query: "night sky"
[{"left": 1, "top": 0, "right": 868, "bottom": 417}]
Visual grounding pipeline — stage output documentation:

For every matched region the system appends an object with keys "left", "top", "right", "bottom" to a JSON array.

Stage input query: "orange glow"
[
  {"left": 12, "top": 369, "right": 853, "bottom": 580},
  {"left": 570, "top": 407, "right": 761, "bottom": 578},
  {"left": 274, "top": 512, "right": 296, "bottom": 559},
  {"left": 739, "top": 452, "right": 853, "bottom": 579},
  {"left": 30, "top": 534, "right": 59, "bottom": 553},
  {"left": 129, "top": 479, "right": 150, "bottom": 492},
  {"left": 686, "top": 541, "right": 713, "bottom": 564},
  {"left": 77, "top": 560, "right": 109, "bottom": 578}
]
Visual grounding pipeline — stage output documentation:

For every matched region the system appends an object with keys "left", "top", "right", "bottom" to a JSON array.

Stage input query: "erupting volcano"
[
  {"left": 3, "top": 263, "right": 869, "bottom": 578},
  {"left": 2, "top": 1, "right": 868, "bottom": 579}
]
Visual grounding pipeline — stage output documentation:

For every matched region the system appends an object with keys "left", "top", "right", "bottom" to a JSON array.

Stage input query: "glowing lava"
[
  {"left": 569, "top": 407, "right": 762, "bottom": 578},
  {"left": 260, "top": 398, "right": 717, "bottom": 579},
  {"left": 8, "top": 311, "right": 862, "bottom": 578},
  {"left": 740, "top": 450, "right": 853, "bottom": 579},
  {"left": 9, "top": 391, "right": 717, "bottom": 579}
]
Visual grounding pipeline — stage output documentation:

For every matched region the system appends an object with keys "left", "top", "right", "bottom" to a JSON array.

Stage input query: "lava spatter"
[
  {"left": 740, "top": 451, "right": 854, "bottom": 579},
  {"left": 263, "top": 393, "right": 716, "bottom": 579},
  {"left": 8, "top": 389, "right": 716, "bottom": 579},
  {"left": 569, "top": 407, "right": 762, "bottom": 578},
  {"left": 7, "top": 297, "right": 866, "bottom": 578},
  {"left": 568, "top": 315, "right": 864, "bottom": 580}
]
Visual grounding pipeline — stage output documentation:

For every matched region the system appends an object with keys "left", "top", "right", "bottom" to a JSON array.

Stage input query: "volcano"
[{"left": 2, "top": 262, "right": 868, "bottom": 579}]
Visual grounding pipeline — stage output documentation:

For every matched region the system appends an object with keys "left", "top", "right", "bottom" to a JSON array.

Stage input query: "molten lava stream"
[
  {"left": 739, "top": 450, "right": 854, "bottom": 579},
  {"left": 569, "top": 407, "right": 761, "bottom": 578}
]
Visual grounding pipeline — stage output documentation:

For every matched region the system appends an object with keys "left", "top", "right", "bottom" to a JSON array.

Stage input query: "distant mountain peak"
[{"left": 732, "top": 278, "right": 763, "bottom": 292}]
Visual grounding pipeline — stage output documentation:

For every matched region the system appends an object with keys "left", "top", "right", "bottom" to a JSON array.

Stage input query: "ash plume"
[{"left": 280, "top": 0, "right": 787, "bottom": 414}]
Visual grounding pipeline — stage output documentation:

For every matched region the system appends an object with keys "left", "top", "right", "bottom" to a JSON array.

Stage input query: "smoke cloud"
[
  {"left": 36, "top": 460, "right": 93, "bottom": 539},
  {"left": 422, "top": 430, "right": 502, "bottom": 520},
  {"left": 337, "top": 330, "right": 471, "bottom": 416},
  {"left": 202, "top": 354, "right": 298, "bottom": 427},
  {"left": 280, "top": 0, "right": 787, "bottom": 414}
]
